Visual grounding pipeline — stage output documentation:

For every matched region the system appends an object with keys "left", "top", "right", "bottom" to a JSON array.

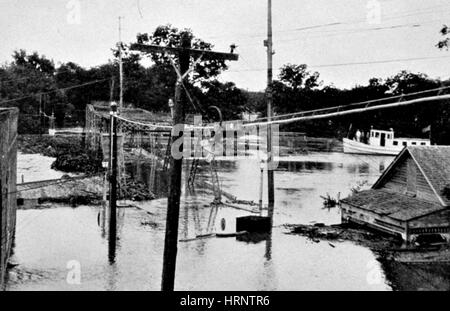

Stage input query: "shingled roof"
[
  {"left": 341, "top": 189, "right": 445, "bottom": 221},
  {"left": 408, "top": 146, "right": 450, "bottom": 206},
  {"left": 373, "top": 146, "right": 450, "bottom": 206}
]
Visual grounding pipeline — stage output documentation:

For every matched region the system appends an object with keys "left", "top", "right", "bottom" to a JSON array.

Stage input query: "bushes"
[{"left": 51, "top": 153, "right": 102, "bottom": 173}]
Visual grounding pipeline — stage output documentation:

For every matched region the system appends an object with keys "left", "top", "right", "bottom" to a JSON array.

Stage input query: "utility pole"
[
  {"left": 118, "top": 17, "right": 124, "bottom": 112},
  {"left": 265, "top": 0, "right": 275, "bottom": 219},
  {"left": 161, "top": 33, "right": 189, "bottom": 292},
  {"left": 39, "top": 94, "right": 44, "bottom": 134},
  {"left": 131, "top": 36, "right": 238, "bottom": 291},
  {"left": 108, "top": 101, "right": 118, "bottom": 263}
]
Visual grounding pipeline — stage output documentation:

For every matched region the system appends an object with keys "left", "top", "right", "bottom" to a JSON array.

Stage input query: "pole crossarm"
[{"left": 130, "top": 43, "right": 239, "bottom": 61}]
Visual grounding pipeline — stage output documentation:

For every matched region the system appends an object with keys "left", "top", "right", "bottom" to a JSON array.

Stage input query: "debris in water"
[{"left": 320, "top": 192, "right": 340, "bottom": 208}]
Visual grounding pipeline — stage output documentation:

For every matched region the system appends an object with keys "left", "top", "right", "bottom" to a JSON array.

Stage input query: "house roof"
[
  {"left": 341, "top": 189, "right": 446, "bottom": 221},
  {"left": 373, "top": 146, "right": 450, "bottom": 206},
  {"left": 408, "top": 146, "right": 450, "bottom": 205}
]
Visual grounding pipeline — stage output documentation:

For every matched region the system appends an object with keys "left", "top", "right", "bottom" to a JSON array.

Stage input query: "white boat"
[{"left": 343, "top": 128, "right": 430, "bottom": 155}]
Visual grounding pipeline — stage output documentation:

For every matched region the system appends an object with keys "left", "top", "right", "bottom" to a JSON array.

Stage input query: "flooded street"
[{"left": 5, "top": 151, "right": 402, "bottom": 291}]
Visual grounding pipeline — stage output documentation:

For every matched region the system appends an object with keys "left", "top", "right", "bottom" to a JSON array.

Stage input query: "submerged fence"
[
  {"left": 0, "top": 107, "right": 18, "bottom": 288},
  {"left": 85, "top": 104, "right": 172, "bottom": 159}
]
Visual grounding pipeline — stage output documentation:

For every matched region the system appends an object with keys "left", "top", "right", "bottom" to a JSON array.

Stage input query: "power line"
[
  {"left": 226, "top": 55, "right": 450, "bottom": 73},
  {"left": 280, "top": 18, "right": 447, "bottom": 42},
  {"left": 203, "top": 4, "right": 450, "bottom": 41},
  {"left": 0, "top": 78, "right": 110, "bottom": 105},
  {"left": 0, "top": 67, "right": 81, "bottom": 84},
  {"left": 244, "top": 94, "right": 450, "bottom": 127},
  {"left": 254, "top": 85, "right": 450, "bottom": 122},
  {"left": 312, "top": 55, "right": 450, "bottom": 69}
]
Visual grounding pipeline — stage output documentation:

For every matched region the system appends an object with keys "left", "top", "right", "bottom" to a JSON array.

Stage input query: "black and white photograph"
[{"left": 1, "top": 0, "right": 450, "bottom": 296}]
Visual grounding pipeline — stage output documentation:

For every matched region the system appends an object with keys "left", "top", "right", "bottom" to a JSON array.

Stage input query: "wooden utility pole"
[
  {"left": 108, "top": 101, "right": 118, "bottom": 263},
  {"left": 131, "top": 36, "right": 238, "bottom": 291},
  {"left": 265, "top": 0, "right": 275, "bottom": 218},
  {"left": 118, "top": 17, "right": 124, "bottom": 111},
  {"left": 39, "top": 94, "right": 44, "bottom": 134},
  {"left": 161, "top": 33, "right": 189, "bottom": 292}
]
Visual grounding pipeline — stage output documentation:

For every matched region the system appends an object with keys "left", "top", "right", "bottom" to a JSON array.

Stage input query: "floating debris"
[
  {"left": 320, "top": 192, "right": 340, "bottom": 208},
  {"left": 286, "top": 223, "right": 450, "bottom": 263}
]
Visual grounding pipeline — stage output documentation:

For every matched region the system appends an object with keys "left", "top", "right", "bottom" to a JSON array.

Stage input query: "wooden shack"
[{"left": 341, "top": 146, "right": 450, "bottom": 243}]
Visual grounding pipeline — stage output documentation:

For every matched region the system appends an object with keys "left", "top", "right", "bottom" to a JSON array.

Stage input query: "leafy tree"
[
  {"left": 199, "top": 80, "right": 248, "bottom": 120},
  {"left": 385, "top": 71, "right": 438, "bottom": 95},
  {"left": 12, "top": 49, "right": 55, "bottom": 75},
  {"left": 1, "top": 50, "right": 63, "bottom": 133},
  {"left": 437, "top": 24, "right": 450, "bottom": 50},
  {"left": 55, "top": 62, "right": 90, "bottom": 126},
  {"left": 278, "top": 64, "right": 321, "bottom": 90},
  {"left": 266, "top": 64, "right": 321, "bottom": 116}
]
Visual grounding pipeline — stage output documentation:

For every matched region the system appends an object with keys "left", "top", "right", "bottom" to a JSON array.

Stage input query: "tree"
[
  {"left": 278, "top": 64, "right": 321, "bottom": 90},
  {"left": 55, "top": 62, "right": 90, "bottom": 126},
  {"left": 1, "top": 50, "right": 63, "bottom": 133},
  {"left": 265, "top": 64, "right": 321, "bottom": 116},
  {"left": 437, "top": 24, "right": 450, "bottom": 50},
  {"left": 385, "top": 70, "right": 438, "bottom": 95},
  {"left": 199, "top": 80, "right": 248, "bottom": 120}
]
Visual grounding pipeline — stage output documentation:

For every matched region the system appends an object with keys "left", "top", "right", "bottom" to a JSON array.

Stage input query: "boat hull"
[{"left": 343, "top": 138, "right": 402, "bottom": 156}]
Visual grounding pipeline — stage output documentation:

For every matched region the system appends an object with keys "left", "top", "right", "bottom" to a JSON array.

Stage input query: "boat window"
[
  {"left": 375, "top": 132, "right": 379, "bottom": 138},
  {"left": 412, "top": 142, "right": 416, "bottom": 145},
  {"left": 387, "top": 134, "right": 391, "bottom": 139},
  {"left": 403, "top": 142, "right": 407, "bottom": 146},
  {"left": 421, "top": 142, "right": 426, "bottom": 146},
  {"left": 393, "top": 141, "right": 398, "bottom": 146}
]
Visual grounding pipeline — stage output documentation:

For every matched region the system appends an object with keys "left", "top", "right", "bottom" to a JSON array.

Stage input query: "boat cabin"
[
  {"left": 341, "top": 146, "right": 450, "bottom": 244},
  {"left": 369, "top": 128, "right": 430, "bottom": 148}
]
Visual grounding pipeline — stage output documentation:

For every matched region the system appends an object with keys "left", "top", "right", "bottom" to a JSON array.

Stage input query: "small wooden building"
[{"left": 341, "top": 146, "right": 450, "bottom": 243}]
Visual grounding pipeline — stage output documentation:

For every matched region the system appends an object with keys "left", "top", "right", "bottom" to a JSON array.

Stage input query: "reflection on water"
[{"left": 6, "top": 152, "right": 449, "bottom": 290}]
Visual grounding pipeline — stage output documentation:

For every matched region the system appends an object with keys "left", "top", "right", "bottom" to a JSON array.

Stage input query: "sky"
[{"left": 1, "top": 0, "right": 450, "bottom": 91}]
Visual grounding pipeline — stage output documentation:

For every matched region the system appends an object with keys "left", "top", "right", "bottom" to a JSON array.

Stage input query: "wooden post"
[
  {"left": 161, "top": 34, "right": 190, "bottom": 291},
  {"left": 108, "top": 101, "right": 118, "bottom": 263},
  {"left": 266, "top": 0, "right": 275, "bottom": 220},
  {"left": 259, "top": 161, "right": 264, "bottom": 214},
  {"left": 118, "top": 17, "right": 124, "bottom": 112}
]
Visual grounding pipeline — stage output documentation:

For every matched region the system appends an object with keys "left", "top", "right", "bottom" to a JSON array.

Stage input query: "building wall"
[
  {"left": 408, "top": 209, "right": 450, "bottom": 243},
  {"left": 379, "top": 156, "right": 439, "bottom": 204},
  {"left": 0, "top": 108, "right": 18, "bottom": 288},
  {"left": 341, "top": 203, "right": 406, "bottom": 238},
  {"left": 342, "top": 202, "right": 450, "bottom": 243}
]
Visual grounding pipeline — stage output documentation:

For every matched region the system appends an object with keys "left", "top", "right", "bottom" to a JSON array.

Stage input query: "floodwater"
[
  {"left": 5, "top": 151, "right": 446, "bottom": 291},
  {"left": 17, "top": 152, "right": 77, "bottom": 182}
]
